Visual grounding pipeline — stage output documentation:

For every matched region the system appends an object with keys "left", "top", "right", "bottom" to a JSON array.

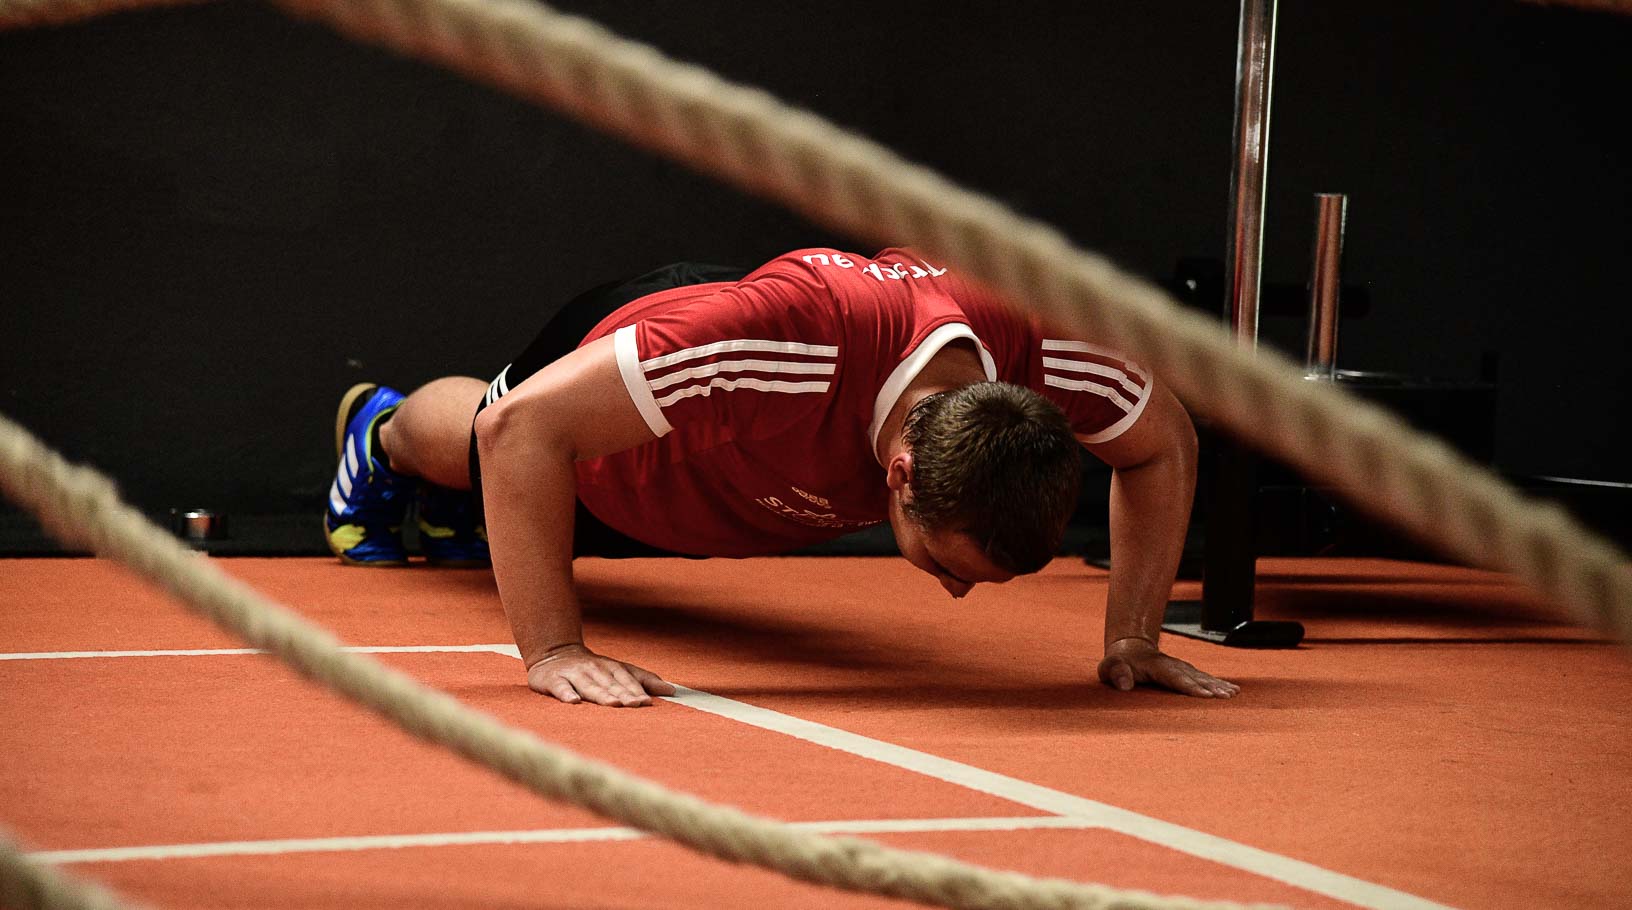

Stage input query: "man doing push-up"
[{"left": 322, "top": 247, "right": 1235, "bottom": 706}]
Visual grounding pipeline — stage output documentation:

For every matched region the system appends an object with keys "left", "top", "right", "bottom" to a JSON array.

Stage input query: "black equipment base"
[{"left": 1162, "top": 600, "right": 1304, "bottom": 648}]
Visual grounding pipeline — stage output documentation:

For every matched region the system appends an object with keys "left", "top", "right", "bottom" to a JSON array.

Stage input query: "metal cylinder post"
[
  {"left": 1204, "top": 0, "right": 1278, "bottom": 630},
  {"left": 1305, "top": 193, "right": 1348, "bottom": 380},
  {"left": 1168, "top": 0, "right": 1302, "bottom": 649},
  {"left": 1223, "top": 0, "right": 1277, "bottom": 346}
]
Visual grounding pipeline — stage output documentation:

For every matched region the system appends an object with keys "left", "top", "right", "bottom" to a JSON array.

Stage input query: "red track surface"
[{"left": 3, "top": 556, "right": 1630, "bottom": 908}]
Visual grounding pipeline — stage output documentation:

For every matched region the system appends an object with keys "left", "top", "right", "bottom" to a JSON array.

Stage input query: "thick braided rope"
[
  {"left": 0, "top": 414, "right": 1277, "bottom": 910},
  {"left": 245, "top": 0, "right": 1626, "bottom": 638},
  {"left": 0, "top": 832, "right": 146, "bottom": 910},
  {"left": 0, "top": 0, "right": 199, "bottom": 29},
  {"left": 1523, "top": 0, "right": 1632, "bottom": 14}
]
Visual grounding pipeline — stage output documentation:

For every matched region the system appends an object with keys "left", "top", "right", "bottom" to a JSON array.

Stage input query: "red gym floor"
[{"left": 3, "top": 555, "right": 1629, "bottom": 909}]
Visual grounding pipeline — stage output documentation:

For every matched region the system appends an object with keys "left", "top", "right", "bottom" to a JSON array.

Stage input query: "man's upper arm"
[
  {"left": 478, "top": 334, "right": 658, "bottom": 461},
  {"left": 1033, "top": 337, "right": 1163, "bottom": 458},
  {"left": 1081, "top": 382, "right": 1196, "bottom": 470}
]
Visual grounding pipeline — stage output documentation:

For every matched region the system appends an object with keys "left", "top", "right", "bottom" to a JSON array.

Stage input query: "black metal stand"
[{"left": 1162, "top": 436, "right": 1304, "bottom": 648}]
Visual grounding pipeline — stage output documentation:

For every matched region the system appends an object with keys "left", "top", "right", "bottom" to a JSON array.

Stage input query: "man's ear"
[{"left": 885, "top": 451, "right": 914, "bottom": 495}]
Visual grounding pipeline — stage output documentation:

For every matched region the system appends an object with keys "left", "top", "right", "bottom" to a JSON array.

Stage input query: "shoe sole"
[
  {"left": 328, "top": 382, "right": 409, "bottom": 567},
  {"left": 323, "top": 518, "right": 410, "bottom": 568},
  {"left": 336, "top": 549, "right": 410, "bottom": 568}
]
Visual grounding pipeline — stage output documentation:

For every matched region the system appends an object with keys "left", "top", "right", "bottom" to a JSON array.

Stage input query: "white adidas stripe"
[
  {"left": 485, "top": 365, "right": 513, "bottom": 407},
  {"left": 338, "top": 439, "right": 357, "bottom": 497},
  {"left": 328, "top": 483, "right": 346, "bottom": 515},
  {"left": 1043, "top": 374, "right": 1136, "bottom": 412},
  {"left": 1040, "top": 357, "right": 1144, "bottom": 396},
  {"left": 641, "top": 339, "right": 837, "bottom": 372},
  {"left": 647, "top": 358, "right": 836, "bottom": 392},
  {"left": 654, "top": 378, "right": 831, "bottom": 408},
  {"left": 1041, "top": 338, "right": 1134, "bottom": 362},
  {"left": 1042, "top": 341, "right": 1148, "bottom": 377}
]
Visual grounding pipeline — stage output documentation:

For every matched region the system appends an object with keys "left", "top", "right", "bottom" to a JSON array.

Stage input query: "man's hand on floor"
[
  {"left": 528, "top": 644, "right": 675, "bottom": 707},
  {"left": 1097, "top": 637, "right": 1239, "bottom": 699}
]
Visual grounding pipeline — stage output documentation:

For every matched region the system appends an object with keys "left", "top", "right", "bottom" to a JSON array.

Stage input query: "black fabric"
[{"left": 468, "top": 262, "right": 747, "bottom": 558}]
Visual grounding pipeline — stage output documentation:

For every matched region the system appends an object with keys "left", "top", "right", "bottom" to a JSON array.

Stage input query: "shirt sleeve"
[
  {"left": 612, "top": 271, "right": 842, "bottom": 441},
  {"left": 1035, "top": 336, "right": 1154, "bottom": 444}
]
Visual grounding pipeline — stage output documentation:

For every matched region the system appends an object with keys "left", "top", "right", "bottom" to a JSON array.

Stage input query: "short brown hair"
[{"left": 901, "top": 382, "right": 1081, "bottom": 575}]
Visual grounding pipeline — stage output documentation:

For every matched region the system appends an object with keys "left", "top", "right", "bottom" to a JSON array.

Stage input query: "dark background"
[{"left": 2, "top": 0, "right": 1628, "bottom": 553}]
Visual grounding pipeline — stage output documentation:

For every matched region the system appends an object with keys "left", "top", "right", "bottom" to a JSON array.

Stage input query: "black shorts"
[{"left": 468, "top": 262, "right": 748, "bottom": 558}]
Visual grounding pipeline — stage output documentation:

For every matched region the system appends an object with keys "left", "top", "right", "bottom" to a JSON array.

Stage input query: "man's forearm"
[
  {"left": 1103, "top": 447, "right": 1197, "bottom": 648},
  {"left": 476, "top": 415, "right": 585, "bottom": 668}
]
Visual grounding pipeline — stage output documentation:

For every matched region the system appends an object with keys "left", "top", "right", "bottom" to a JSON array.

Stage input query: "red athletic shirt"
[{"left": 573, "top": 248, "right": 1153, "bottom": 557}]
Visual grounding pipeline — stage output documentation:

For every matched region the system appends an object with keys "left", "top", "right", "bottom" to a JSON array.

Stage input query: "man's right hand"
[{"left": 526, "top": 644, "right": 676, "bottom": 707}]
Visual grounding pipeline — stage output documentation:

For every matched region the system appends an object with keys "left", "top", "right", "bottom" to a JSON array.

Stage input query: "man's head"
[{"left": 886, "top": 381, "right": 1081, "bottom": 596}]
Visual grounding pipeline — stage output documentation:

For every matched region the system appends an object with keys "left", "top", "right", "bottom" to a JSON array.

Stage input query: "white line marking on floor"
[
  {"left": 33, "top": 816, "right": 1095, "bottom": 865},
  {"left": 2, "top": 642, "right": 1454, "bottom": 908},
  {"left": 0, "top": 645, "right": 520, "bottom": 661},
  {"left": 666, "top": 687, "right": 1457, "bottom": 910}
]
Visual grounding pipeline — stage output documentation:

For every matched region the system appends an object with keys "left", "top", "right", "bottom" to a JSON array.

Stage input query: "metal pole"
[
  {"left": 1224, "top": 0, "right": 1278, "bottom": 346},
  {"left": 1305, "top": 193, "right": 1348, "bottom": 380},
  {"left": 1167, "top": 0, "right": 1301, "bottom": 648},
  {"left": 1202, "top": 0, "right": 1278, "bottom": 630}
]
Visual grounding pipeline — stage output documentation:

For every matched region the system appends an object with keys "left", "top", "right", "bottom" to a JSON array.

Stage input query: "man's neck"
[{"left": 874, "top": 341, "right": 988, "bottom": 465}]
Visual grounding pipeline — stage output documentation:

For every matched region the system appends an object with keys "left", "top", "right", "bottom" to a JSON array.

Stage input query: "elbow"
[
  {"left": 472, "top": 398, "right": 511, "bottom": 459},
  {"left": 474, "top": 396, "right": 537, "bottom": 461},
  {"left": 474, "top": 395, "right": 575, "bottom": 465},
  {"left": 1169, "top": 406, "right": 1199, "bottom": 492},
  {"left": 1176, "top": 410, "right": 1199, "bottom": 470}
]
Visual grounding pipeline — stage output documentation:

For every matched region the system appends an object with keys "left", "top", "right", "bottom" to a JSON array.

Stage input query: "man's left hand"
[{"left": 1097, "top": 638, "right": 1239, "bottom": 699}]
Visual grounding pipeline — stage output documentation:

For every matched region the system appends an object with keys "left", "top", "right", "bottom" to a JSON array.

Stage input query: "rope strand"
[{"left": 0, "top": 830, "right": 149, "bottom": 910}]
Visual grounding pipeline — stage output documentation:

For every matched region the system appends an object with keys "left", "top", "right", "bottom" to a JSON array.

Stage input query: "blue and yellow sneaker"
[
  {"left": 324, "top": 383, "right": 415, "bottom": 566},
  {"left": 416, "top": 484, "right": 490, "bottom": 567}
]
